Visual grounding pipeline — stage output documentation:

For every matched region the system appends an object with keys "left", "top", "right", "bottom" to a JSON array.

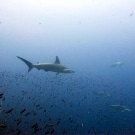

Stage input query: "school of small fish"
[{"left": 0, "top": 70, "right": 134, "bottom": 135}]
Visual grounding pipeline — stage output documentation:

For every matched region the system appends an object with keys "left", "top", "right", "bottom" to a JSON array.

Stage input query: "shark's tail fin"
[{"left": 17, "top": 56, "right": 33, "bottom": 72}]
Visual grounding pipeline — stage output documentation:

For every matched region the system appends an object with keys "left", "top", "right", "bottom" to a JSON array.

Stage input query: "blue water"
[
  {"left": 0, "top": 0, "right": 135, "bottom": 134},
  {"left": 0, "top": 70, "right": 135, "bottom": 134}
]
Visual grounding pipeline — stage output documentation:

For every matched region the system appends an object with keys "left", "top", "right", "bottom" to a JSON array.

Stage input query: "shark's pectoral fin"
[{"left": 56, "top": 72, "right": 62, "bottom": 75}]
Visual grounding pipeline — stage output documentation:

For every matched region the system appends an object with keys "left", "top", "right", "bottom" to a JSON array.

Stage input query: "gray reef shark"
[
  {"left": 109, "top": 104, "right": 131, "bottom": 112},
  {"left": 110, "top": 61, "right": 125, "bottom": 67},
  {"left": 17, "top": 56, "right": 75, "bottom": 75}
]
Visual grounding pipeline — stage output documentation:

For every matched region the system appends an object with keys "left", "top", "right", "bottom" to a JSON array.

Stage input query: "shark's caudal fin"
[{"left": 17, "top": 56, "right": 33, "bottom": 72}]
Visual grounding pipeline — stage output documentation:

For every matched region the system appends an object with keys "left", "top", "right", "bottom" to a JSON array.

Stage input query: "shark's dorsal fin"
[{"left": 54, "top": 56, "right": 60, "bottom": 64}]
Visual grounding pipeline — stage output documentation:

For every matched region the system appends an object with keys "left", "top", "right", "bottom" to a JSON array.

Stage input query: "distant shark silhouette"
[
  {"left": 17, "top": 56, "right": 75, "bottom": 75},
  {"left": 110, "top": 61, "right": 125, "bottom": 67},
  {"left": 109, "top": 104, "right": 131, "bottom": 112},
  {"left": 93, "top": 91, "right": 111, "bottom": 97}
]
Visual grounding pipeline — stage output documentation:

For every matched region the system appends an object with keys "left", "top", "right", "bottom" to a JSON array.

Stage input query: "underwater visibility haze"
[{"left": 0, "top": 0, "right": 135, "bottom": 134}]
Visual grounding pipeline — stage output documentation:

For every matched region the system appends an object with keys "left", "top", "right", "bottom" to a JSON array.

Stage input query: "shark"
[
  {"left": 93, "top": 91, "right": 111, "bottom": 97},
  {"left": 17, "top": 56, "right": 75, "bottom": 75},
  {"left": 109, "top": 104, "right": 131, "bottom": 112},
  {"left": 110, "top": 61, "right": 125, "bottom": 67}
]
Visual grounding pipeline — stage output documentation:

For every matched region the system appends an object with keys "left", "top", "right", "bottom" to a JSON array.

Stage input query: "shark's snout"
[{"left": 63, "top": 69, "right": 75, "bottom": 73}]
